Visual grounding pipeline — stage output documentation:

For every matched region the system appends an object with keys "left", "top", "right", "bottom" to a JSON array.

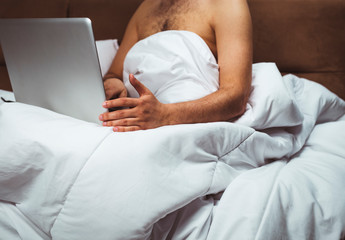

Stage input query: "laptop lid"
[{"left": 0, "top": 18, "right": 106, "bottom": 124}]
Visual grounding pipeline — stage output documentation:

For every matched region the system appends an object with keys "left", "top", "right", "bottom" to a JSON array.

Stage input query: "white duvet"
[{"left": 0, "top": 31, "right": 345, "bottom": 240}]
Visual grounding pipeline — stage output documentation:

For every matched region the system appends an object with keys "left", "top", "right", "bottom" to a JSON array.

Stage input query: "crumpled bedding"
[
  {"left": 1, "top": 31, "right": 345, "bottom": 240},
  {"left": 123, "top": 31, "right": 219, "bottom": 104}
]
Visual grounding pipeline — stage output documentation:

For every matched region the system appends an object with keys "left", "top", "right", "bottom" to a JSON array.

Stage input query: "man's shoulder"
[
  {"left": 203, "top": 0, "right": 248, "bottom": 14},
  {"left": 208, "top": 0, "right": 248, "bottom": 7},
  {"left": 208, "top": 0, "right": 250, "bottom": 20}
]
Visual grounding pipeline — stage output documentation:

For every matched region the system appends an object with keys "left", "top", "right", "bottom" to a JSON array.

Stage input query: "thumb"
[{"left": 129, "top": 74, "right": 151, "bottom": 96}]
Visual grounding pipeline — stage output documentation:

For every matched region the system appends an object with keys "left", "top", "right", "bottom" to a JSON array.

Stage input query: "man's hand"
[
  {"left": 100, "top": 74, "right": 169, "bottom": 132},
  {"left": 103, "top": 78, "right": 127, "bottom": 100}
]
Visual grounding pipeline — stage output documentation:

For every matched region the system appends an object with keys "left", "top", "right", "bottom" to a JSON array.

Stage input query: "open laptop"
[{"left": 0, "top": 18, "right": 106, "bottom": 124}]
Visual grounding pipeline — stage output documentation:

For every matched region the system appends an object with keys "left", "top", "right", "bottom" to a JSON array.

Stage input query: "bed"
[{"left": 1, "top": 0, "right": 345, "bottom": 239}]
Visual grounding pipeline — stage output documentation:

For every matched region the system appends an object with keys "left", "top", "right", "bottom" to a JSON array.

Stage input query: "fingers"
[
  {"left": 129, "top": 74, "right": 151, "bottom": 96},
  {"left": 100, "top": 74, "right": 157, "bottom": 132},
  {"left": 103, "top": 117, "right": 139, "bottom": 128},
  {"left": 100, "top": 110, "right": 142, "bottom": 132},
  {"left": 103, "top": 78, "right": 127, "bottom": 100},
  {"left": 100, "top": 109, "right": 143, "bottom": 132},
  {"left": 99, "top": 108, "right": 135, "bottom": 122},
  {"left": 105, "top": 89, "right": 127, "bottom": 101},
  {"left": 102, "top": 97, "right": 139, "bottom": 109},
  {"left": 113, "top": 126, "right": 141, "bottom": 132},
  {"left": 103, "top": 74, "right": 151, "bottom": 109},
  {"left": 119, "top": 89, "right": 127, "bottom": 98}
]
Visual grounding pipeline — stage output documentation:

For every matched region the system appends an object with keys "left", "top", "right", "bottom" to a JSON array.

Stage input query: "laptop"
[{"left": 0, "top": 18, "right": 106, "bottom": 124}]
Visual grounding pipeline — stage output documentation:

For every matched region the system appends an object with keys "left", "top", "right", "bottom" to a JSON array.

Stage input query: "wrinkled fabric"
[
  {"left": 123, "top": 31, "right": 219, "bottom": 103},
  {"left": 0, "top": 30, "right": 345, "bottom": 240}
]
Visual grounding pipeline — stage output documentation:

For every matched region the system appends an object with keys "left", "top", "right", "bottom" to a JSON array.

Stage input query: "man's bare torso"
[
  {"left": 102, "top": 0, "right": 252, "bottom": 131},
  {"left": 134, "top": 0, "right": 217, "bottom": 57}
]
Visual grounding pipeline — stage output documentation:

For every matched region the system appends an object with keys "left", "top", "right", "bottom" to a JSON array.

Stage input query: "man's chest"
[
  {"left": 138, "top": 0, "right": 203, "bottom": 38},
  {"left": 136, "top": 0, "right": 217, "bottom": 57}
]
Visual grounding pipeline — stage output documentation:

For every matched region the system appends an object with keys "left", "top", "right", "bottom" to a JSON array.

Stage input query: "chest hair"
[{"left": 151, "top": 0, "right": 194, "bottom": 31}]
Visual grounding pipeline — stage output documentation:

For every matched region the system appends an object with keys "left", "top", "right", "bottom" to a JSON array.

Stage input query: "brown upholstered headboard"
[
  {"left": 248, "top": 0, "right": 345, "bottom": 100},
  {"left": 1, "top": 0, "right": 344, "bottom": 100}
]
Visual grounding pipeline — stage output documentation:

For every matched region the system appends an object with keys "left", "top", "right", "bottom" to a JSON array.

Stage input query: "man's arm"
[
  {"left": 102, "top": 3, "right": 141, "bottom": 100},
  {"left": 100, "top": 0, "right": 253, "bottom": 132}
]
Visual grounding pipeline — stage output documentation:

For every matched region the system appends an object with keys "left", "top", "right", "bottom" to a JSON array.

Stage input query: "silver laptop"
[{"left": 0, "top": 18, "right": 106, "bottom": 124}]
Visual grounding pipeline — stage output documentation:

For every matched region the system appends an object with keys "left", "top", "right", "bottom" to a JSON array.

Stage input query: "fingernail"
[
  {"left": 99, "top": 115, "right": 103, "bottom": 121},
  {"left": 103, "top": 122, "right": 107, "bottom": 126},
  {"left": 103, "top": 101, "right": 107, "bottom": 107},
  {"left": 113, "top": 127, "right": 119, "bottom": 132}
]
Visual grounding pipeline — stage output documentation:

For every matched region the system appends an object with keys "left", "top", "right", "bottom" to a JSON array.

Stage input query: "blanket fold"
[{"left": 123, "top": 30, "right": 219, "bottom": 103}]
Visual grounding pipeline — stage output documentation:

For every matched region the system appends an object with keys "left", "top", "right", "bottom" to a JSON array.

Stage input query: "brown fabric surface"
[
  {"left": 0, "top": 0, "right": 69, "bottom": 91},
  {"left": 0, "top": 0, "right": 69, "bottom": 65},
  {"left": 0, "top": 47, "right": 4, "bottom": 66},
  {"left": 0, "top": 0, "right": 68, "bottom": 18},
  {"left": 69, "top": 0, "right": 144, "bottom": 42},
  {"left": 249, "top": 0, "right": 345, "bottom": 73},
  {"left": 0, "top": 66, "right": 12, "bottom": 91}
]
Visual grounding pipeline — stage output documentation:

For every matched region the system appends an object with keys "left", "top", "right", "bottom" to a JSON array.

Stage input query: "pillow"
[{"left": 95, "top": 39, "right": 119, "bottom": 77}]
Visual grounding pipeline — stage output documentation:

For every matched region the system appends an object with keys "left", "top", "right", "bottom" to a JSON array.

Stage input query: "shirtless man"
[{"left": 99, "top": 0, "right": 253, "bottom": 132}]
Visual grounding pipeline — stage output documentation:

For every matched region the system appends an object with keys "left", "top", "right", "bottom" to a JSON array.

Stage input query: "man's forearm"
[
  {"left": 103, "top": 72, "right": 122, "bottom": 82},
  {"left": 164, "top": 88, "right": 247, "bottom": 126},
  {"left": 100, "top": 74, "right": 249, "bottom": 132}
]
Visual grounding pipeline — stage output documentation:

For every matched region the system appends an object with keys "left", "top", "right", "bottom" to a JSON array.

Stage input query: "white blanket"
[
  {"left": 1, "top": 31, "right": 345, "bottom": 240},
  {"left": 123, "top": 31, "right": 219, "bottom": 104}
]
